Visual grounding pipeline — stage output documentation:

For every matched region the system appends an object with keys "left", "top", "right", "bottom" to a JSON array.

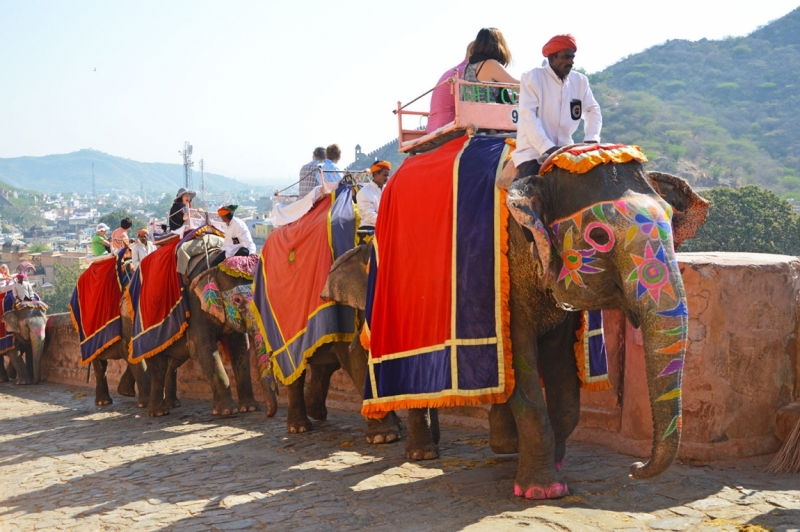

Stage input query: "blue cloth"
[{"left": 321, "top": 159, "right": 343, "bottom": 185}]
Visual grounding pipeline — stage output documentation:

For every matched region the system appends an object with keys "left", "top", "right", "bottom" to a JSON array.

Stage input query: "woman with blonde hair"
[
  {"left": 464, "top": 28, "right": 519, "bottom": 103},
  {"left": 0, "top": 264, "right": 11, "bottom": 287}
]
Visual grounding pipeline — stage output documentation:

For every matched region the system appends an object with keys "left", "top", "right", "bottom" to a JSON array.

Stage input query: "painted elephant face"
[{"left": 198, "top": 281, "right": 253, "bottom": 333}]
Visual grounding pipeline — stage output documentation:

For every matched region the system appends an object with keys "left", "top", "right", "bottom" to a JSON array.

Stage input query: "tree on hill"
[
  {"left": 50, "top": 261, "right": 82, "bottom": 314},
  {"left": 680, "top": 186, "right": 800, "bottom": 255}
]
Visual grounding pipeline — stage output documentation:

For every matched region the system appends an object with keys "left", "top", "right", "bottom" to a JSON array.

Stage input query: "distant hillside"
[
  {"left": 0, "top": 149, "right": 254, "bottom": 195},
  {"left": 589, "top": 6, "right": 800, "bottom": 198}
]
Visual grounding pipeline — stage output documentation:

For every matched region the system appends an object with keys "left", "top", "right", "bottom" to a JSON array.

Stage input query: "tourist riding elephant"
[
  {"left": 327, "top": 157, "right": 708, "bottom": 499},
  {"left": 1, "top": 304, "right": 48, "bottom": 384},
  {"left": 140, "top": 258, "right": 269, "bottom": 418}
]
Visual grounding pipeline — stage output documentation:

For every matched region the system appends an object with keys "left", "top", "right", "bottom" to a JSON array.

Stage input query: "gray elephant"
[
  {"left": 139, "top": 260, "right": 270, "bottom": 418},
  {"left": 0, "top": 304, "right": 48, "bottom": 385},
  {"left": 324, "top": 147, "right": 708, "bottom": 499}
]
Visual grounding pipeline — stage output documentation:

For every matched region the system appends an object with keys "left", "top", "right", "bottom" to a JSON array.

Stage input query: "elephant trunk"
[
  {"left": 28, "top": 319, "right": 46, "bottom": 384},
  {"left": 627, "top": 265, "right": 687, "bottom": 480}
]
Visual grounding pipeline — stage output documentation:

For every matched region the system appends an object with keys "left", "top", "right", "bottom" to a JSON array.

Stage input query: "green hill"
[
  {"left": 0, "top": 149, "right": 255, "bottom": 196},
  {"left": 587, "top": 6, "right": 800, "bottom": 198}
]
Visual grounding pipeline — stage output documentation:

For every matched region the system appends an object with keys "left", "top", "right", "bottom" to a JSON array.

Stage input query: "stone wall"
[{"left": 30, "top": 252, "right": 800, "bottom": 461}]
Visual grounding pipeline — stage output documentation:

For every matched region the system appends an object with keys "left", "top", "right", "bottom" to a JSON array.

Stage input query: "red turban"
[{"left": 542, "top": 34, "right": 577, "bottom": 57}]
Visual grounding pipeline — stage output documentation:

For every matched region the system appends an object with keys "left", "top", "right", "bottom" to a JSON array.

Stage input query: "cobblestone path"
[{"left": 0, "top": 383, "right": 797, "bottom": 531}]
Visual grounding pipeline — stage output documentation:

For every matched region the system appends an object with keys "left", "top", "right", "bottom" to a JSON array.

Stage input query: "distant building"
[{"left": 345, "top": 139, "right": 407, "bottom": 175}]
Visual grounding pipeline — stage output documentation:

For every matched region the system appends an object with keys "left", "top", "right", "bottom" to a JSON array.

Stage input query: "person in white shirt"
[
  {"left": 12, "top": 273, "right": 35, "bottom": 302},
  {"left": 512, "top": 34, "right": 602, "bottom": 178},
  {"left": 210, "top": 205, "right": 257, "bottom": 268},
  {"left": 356, "top": 161, "right": 391, "bottom": 236},
  {"left": 130, "top": 228, "right": 157, "bottom": 270}
]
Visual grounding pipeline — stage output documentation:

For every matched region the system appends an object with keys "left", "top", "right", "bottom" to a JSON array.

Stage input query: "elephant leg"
[
  {"left": 146, "top": 355, "right": 169, "bottom": 416},
  {"left": 489, "top": 402, "right": 519, "bottom": 454},
  {"left": 227, "top": 334, "right": 259, "bottom": 413},
  {"left": 117, "top": 365, "right": 136, "bottom": 397},
  {"left": 305, "top": 361, "right": 339, "bottom": 421},
  {"left": 339, "top": 337, "right": 401, "bottom": 444},
  {"left": 6, "top": 358, "right": 16, "bottom": 381},
  {"left": 187, "top": 330, "right": 237, "bottom": 416},
  {"left": 259, "top": 365, "right": 278, "bottom": 418},
  {"left": 0, "top": 357, "right": 9, "bottom": 382},
  {"left": 286, "top": 369, "right": 312, "bottom": 433},
  {"left": 538, "top": 312, "right": 582, "bottom": 470},
  {"left": 92, "top": 358, "right": 112, "bottom": 405},
  {"left": 9, "top": 351, "right": 31, "bottom": 385},
  {"left": 128, "top": 359, "right": 150, "bottom": 408},
  {"left": 164, "top": 356, "right": 187, "bottom": 409},
  {"left": 509, "top": 340, "right": 568, "bottom": 499},
  {"left": 405, "top": 408, "right": 439, "bottom": 460}
]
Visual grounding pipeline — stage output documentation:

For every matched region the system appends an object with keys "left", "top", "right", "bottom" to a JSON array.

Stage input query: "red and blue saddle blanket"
[
  {"left": 361, "top": 136, "right": 610, "bottom": 418},
  {"left": 250, "top": 184, "right": 358, "bottom": 385},
  {"left": 126, "top": 225, "right": 220, "bottom": 363},
  {"left": 69, "top": 248, "right": 128, "bottom": 364},
  {"left": 0, "top": 292, "right": 15, "bottom": 355}
]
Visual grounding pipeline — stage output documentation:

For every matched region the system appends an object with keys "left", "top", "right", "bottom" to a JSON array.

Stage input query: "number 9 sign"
[{"left": 510, "top": 109, "right": 519, "bottom": 124}]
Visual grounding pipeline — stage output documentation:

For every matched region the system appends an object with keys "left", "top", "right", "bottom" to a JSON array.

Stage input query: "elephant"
[
  {"left": 192, "top": 256, "right": 403, "bottom": 445},
  {"left": 325, "top": 159, "right": 708, "bottom": 499},
  {"left": 141, "top": 258, "right": 270, "bottom": 418},
  {"left": 88, "top": 302, "right": 151, "bottom": 408},
  {"left": 1, "top": 305, "right": 48, "bottom": 385}
]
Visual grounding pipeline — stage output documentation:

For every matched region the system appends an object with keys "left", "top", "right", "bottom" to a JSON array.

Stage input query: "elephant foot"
[
  {"left": 263, "top": 391, "right": 278, "bottom": 419},
  {"left": 167, "top": 398, "right": 182, "bottom": 409},
  {"left": 238, "top": 398, "right": 260, "bottom": 413},
  {"left": 513, "top": 482, "right": 569, "bottom": 500},
  {"left": 95, "top": 396, "right": 113, "bottom": 406},
  {"left": 490, "top": 438, "right": 519, "bottom": 455},
  {"left": 287, "top": 416, "right": 312, "bottom": 434},
  {"left": 149, "top": 403, "right": 170, "bottom": 417},
  {"left": 305, "top": 401, "right": 327, "bottom": 421},
  {"left": 212, "top": 398, "right": 239, "bottom": 416},
  {"left": 117, "top": 384, "right": 136, "bottom": 397},
  {"left": 405, "top": 442, "right": 439, "bottom": 460},
  {"left": 137, "top": 399, "right": 149, "bottom": 409},
  {"left": 15, "top": 378, "right": 33, "bottom": 386},
  {"left": 366, "top": 413, "right": 402, "bottom": 444}
]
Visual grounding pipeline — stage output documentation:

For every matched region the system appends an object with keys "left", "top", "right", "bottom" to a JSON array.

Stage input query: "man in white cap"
[{"left": 92, "top": 223, "right": 111, "bottom": 256}]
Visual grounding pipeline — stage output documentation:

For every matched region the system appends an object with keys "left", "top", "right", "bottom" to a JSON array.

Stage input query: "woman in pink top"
[
  {"left": 427, "top": 42, "right": 473, "bottom": 132},
  {"left": 110, "top": 217, "right": 132, "bottom": 254}
]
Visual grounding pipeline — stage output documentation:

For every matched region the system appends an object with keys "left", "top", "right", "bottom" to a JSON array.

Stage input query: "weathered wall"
[{"left": 26, "top": 252, "right": 800, "bottom": 461}]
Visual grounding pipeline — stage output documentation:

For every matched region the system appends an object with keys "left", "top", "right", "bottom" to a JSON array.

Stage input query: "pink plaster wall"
[{"left": 29, "top": 252, "right": 800, "bottom": 461}]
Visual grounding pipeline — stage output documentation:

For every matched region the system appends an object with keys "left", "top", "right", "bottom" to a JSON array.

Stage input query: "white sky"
[{"left": 1, "top": 0, "right": 798, "bottom": 186}]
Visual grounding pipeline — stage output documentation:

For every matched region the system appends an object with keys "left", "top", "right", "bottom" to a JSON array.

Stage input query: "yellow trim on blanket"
[
  {"left": 218, "top": 263, "right": 254, "bottom": 280},
  {"left": 573, "top": 312, "right": 613, "bottom": 392},
  {"left": 449, "top": 138, "right": 470, "bottom": 392},
  {"left": 79, "top": 335, "right": 122, "bottom": 366},
  {"left": 544, "top": 145, "right": 648, "bottom": 175},
  {"left": 326, "top": 190, "right": 336, "bottom": 262},
  {"left": 271, "top": 332, "right": 355, "bottom": 386}
]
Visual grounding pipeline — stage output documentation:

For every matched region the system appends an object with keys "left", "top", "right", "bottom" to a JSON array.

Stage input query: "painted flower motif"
[
  {"left": 626, "top": 242, "right": 676, "bottom": 303},
  {"left": 558, "top": 227, "right": 603, "bottom": 288},
  {"left": 625, "top": 204, "right": 672, "bottom": 247}
]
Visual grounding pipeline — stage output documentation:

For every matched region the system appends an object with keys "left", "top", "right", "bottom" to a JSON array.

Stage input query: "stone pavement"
[{"left": 0, "top": 383, "right": 797, "bottom": 532}]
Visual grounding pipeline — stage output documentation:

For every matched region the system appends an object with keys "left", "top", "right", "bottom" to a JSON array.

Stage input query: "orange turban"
[
  {"left": 137, "top": 228, "right": 149, "bottom": 236},
  {"left": 542, "top": 34, "right": 577, "bottom": 57},
  {"left": 370, "top": 161, "right": 391, "bottom": 174}
]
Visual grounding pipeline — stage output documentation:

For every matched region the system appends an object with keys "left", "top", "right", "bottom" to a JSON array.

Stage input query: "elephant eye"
[{"left": 588, "top": 227, "right": 610, "bottom": 246}]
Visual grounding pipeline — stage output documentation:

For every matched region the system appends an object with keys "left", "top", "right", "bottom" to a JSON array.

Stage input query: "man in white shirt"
[
  {"left": 356, "top": 161, "right": 390, "bottom": 244},
  {"left": 12, "top": 273, "right": 35, "bottom": 302},
  {"left": 210, "top": 205, "right": 257, "bottom": 268},
  {"left": 130, "top": 228, "right": 156, "bottom": 270},
  {"left": 512, "top": 34, "right": 602, "bottom": 178}
]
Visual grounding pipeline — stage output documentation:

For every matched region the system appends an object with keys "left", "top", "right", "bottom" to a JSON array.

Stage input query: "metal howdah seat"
[{"left": 396, "top": 75, "right": 520, "bottom": 155}]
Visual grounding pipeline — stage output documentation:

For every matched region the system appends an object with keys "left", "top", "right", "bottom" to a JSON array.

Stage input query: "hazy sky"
[{"left": 1, "top": 1, "right": 798, "bottom": 186}]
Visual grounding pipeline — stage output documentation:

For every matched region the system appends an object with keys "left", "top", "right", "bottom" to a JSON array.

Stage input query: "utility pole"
[
  {"left": 91, "top": 162, "right": 95, "bottom": 199},
  {"left": 199, "top": 159, "right": 205, "bottom": 197},
  {"left": 179, "top": 142, "right": 194, "bottom": 189}
]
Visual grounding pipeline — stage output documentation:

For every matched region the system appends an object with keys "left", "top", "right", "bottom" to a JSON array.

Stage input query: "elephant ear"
[
  {"left": 507, "top": 176, "right": 552, "bottom": 285},
  {"left": 2, "top": 311, "right": 19, "bottom": 334},
  {"left": 192, "top": 278, "right": 226, "bottom": 326},
  {"left": 646, "top": 171, "right": 710, "bottom": 249},
  {"left": 322, "top": 243, "right": 372, "bottom": 310}
]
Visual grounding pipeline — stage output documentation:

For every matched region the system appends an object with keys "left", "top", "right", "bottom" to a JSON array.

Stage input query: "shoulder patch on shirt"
[{"left": 570, "top": 99, "right": 582, "bottom": 121}]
